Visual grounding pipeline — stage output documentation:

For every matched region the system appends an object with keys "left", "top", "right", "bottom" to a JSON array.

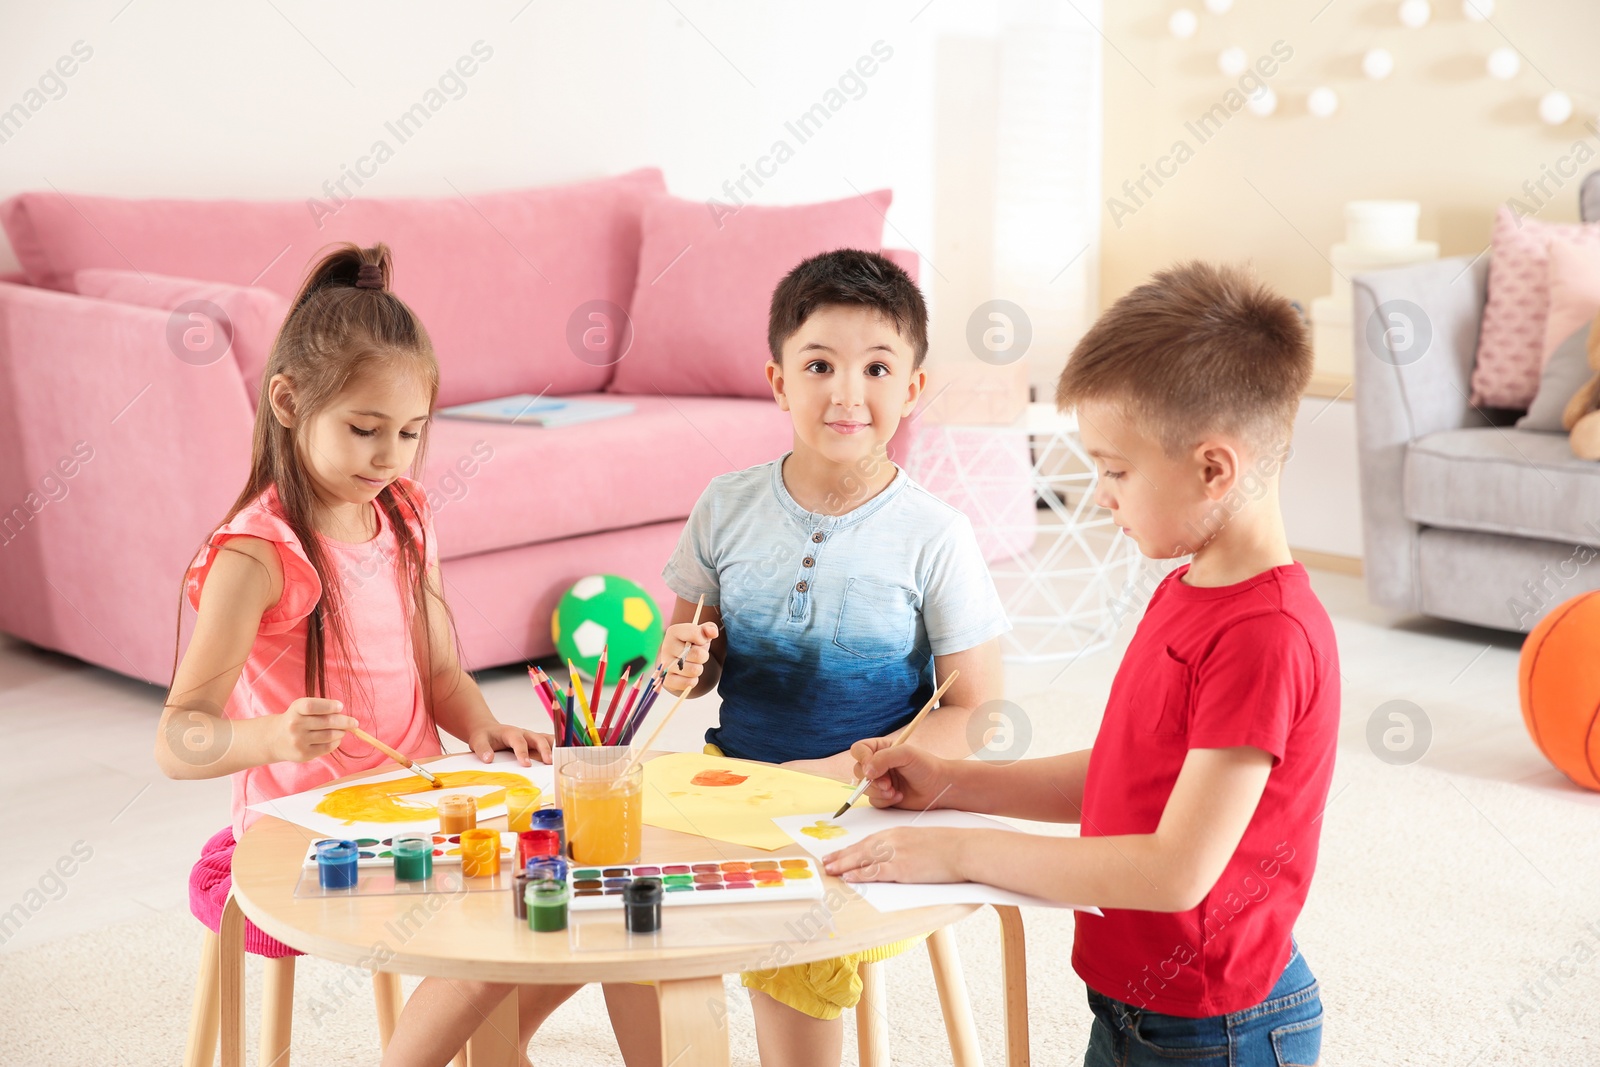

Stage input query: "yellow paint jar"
[
  {"left": 504, "top": 786, "right": 539, "bottom": 832},
  {"left": 459, "top": 828, "right": 501, "bottom": 878}
]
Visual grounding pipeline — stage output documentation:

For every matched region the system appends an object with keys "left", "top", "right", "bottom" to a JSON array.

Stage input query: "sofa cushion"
[
  {"left": 1518, "top": 321, "right": 1593, "bottom": 433},
  {"left": 72, "top": 268, "right": 288, "bottom": 406},
  {"left": 608, "top": 190, "right": 892, "bottom": 399},
  {"left": 0, "top": 169, "right": 665, "bottom": 407},
  {"left": 1471, "top": 204, "right": 1600, "bottom": 409},
  {"left": 417, "top": 394, "right": 794, "bottom": 559},
  {"left": 1405, "top": 427, "right": 1600, "bottom": 547}
]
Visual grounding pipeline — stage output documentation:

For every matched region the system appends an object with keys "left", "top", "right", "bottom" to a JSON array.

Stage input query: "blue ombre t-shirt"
[{"left": 662, "top": 453, "right": 1010, "bottom": 764}]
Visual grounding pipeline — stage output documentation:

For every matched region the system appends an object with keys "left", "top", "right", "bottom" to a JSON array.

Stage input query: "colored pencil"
[
  {"left": 568, "top": 660, "right": 602, "bottom": 743},
  {"left": 592, "top": 645, "right": 608, "bottom": 724},
  {"left": 619, "top": 596, "right": 705, "bottom": 772},
  {"left": 833, "top": 669, "right": 961, "bottom": 819},
  {"left": 600, "top": 666, "right": 631, "bottom": 744}
]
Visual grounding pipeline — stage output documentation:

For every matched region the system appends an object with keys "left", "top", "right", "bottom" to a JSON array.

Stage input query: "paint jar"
[
  {"left": 512, "top": 870, "right": 529, "bottom": 920},
  {"left": 437, "top": 794, "right": 477, "bottom": 834},
  {"left": 504, "top": 786, "right": 540, "bottom": 832},
  {"left": 517, "top": 829, "right": 560, "bottom": 868},
  {"left": 558, "top": 750, "right": 643, "bottom": 865},
  {"left": 391, "top": 834, "right": 433, "bottom": 882},
  {"left": 623, "top": 877, "right": 663, "bottom": 933},
  {"left": 316, "top": 840, "right": 359, "bottom": 890},
  {"left": 525, "top": 857, "right": 569, "bottom": 909},
  {"left": 531, "top": 807, "right": 566, "bottom": 855},
  {"left": 459, "top": 828, "right": 501, "bottom": 878},
  {"left": 527, "top": 878, "right": 568, "bottom": 932}
]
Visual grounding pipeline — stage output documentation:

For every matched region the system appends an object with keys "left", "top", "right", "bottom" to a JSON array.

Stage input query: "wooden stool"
[
  {"left": 854, "top": 907, "right": 1030, "bottom": 1067},
  {"left": 185, "top": 895, "right": 403, "bottom": 1067}
]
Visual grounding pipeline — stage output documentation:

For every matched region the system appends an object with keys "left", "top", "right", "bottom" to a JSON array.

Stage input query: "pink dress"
[{"left": 185, "top": 477, "right": 444, "bottom": 956}]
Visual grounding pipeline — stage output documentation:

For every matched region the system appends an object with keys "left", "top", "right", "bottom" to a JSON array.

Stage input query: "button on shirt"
[{"left": 663, "top": 454, "right": 1011, "bottom": 763}]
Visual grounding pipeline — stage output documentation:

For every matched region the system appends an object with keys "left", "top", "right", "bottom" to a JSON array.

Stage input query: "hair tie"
[{"left": 355, "top": 263, "right": 384, "bottom": 290}]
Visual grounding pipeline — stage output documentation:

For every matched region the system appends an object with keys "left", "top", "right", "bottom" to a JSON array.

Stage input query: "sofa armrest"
[
  {"left": 1351, "top": 254, "right": 1493, "bottom": 613},
  {"left": 0, "top": 281, "right": 255, "bottom": 683}
]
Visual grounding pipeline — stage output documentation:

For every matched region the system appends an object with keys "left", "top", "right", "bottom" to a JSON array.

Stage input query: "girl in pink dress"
[{"left": 157, "top": 242, "right": 558, "bottom": 1057}]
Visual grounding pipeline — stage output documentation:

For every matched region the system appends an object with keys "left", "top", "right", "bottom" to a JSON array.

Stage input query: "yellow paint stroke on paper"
[
  {"left": 642, "top": 752, "right": 854, "bottom": 851},
  {"left": 315, "top": 771, "right": 536, "bottom": 825},
  {"left": 799, "top": 820, "right": 848, "bottom": 840}
]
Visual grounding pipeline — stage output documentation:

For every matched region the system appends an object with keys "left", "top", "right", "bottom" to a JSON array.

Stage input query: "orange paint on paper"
[
  {"left": 314, "top": 771, "right": 534, "bottom": 825},
  {"left": 798, "top": 820, "right": 848, "bottom": 841},
  {"left": 690, "top": 769, "right": 750, "bottom": 787}
]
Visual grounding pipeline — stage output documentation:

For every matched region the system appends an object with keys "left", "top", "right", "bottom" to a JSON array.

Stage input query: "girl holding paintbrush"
[
  {"left": 154, "top": 244, "right": 560, "bottom": 1064},
  {"left": 593, "top": 250, "right": 1010, "bottom": 1067}
]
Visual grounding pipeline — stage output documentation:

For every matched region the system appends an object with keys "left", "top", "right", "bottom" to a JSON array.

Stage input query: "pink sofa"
[{"left": 0, "top": 169, "right": 924, "bottom": 685}]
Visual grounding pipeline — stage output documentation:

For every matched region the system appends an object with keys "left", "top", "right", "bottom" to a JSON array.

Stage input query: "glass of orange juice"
[{"left": 557, "top": 748, "right": 643, "bottom": 865}]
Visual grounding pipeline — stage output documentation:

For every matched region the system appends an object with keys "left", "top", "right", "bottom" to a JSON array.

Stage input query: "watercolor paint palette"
[
  {"left": 566, "top": 858, "right": 825, "bottom": 911},
  {"left": 300, "top": 832, "right": 517, "bottom": 870}
]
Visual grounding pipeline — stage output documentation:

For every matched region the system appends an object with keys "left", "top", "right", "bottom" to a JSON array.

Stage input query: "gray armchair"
[{"left": 1352, "top": 176, "right": 1600, "bottom": 633}]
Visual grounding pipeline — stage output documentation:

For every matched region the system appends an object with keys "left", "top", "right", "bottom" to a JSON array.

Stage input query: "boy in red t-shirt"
[{"left": 824, "top": 261, "right": 1337, "bottom": 1066}]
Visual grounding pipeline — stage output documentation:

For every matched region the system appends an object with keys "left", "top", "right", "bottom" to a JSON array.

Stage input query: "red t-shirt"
[{"left": 1072, "top": 562, "right": 1339, "bottom": 1017}]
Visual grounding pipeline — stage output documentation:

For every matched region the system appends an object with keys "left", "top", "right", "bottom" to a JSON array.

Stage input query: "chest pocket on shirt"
[
  {"left": 1137, "top": 645, "right": 1194, "bottom": 735},
  {"left": 834, "top": 578, "right": 916, "bottom": 659}
]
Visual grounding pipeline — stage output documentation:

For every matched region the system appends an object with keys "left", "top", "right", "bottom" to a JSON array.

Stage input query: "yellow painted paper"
[
  {"left": 642, "top": 752, "right": 857, "bottom": 851},
  {"left": 314, "top": 771, "right": 534, "bottom": 825}
]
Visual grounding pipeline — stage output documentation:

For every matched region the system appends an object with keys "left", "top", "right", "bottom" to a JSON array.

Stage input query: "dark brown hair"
[
  {"left": 1056, "top": 260, "right": 1311, "bottom": 455},
  {"left": 173, "top": 243, "right": 458, "bottom": 713},
  {"left": 768, "top": 249, "right": 928, "bottom": 366}
]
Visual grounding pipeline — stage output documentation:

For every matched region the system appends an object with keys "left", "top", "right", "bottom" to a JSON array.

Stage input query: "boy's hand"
[
  {"left": 274, "top": 698, "right": 358, "bottom": 763},
  {"left": 848, "top": 738, "right": 956, "bottom": 811},
  {"left": 823, "top": 827, "right": 971, "bottom": 884},
  {"left": 466, "top": 723, "right": 554, "bottom": 766},
  {"left": 662, "top": 621, "right": 719, "bottom": 694}
]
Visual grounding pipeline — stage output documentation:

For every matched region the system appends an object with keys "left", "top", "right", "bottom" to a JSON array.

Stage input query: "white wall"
[{"left": 0, "top": 1, "right": 1102, "bottom": 387}]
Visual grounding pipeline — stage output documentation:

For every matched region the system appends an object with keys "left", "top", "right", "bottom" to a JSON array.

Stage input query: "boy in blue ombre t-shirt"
[{"left": 600, "top": 249, "right": 1009, "bottom": 1066}]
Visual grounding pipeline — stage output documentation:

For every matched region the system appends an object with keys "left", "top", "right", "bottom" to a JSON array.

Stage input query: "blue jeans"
[{"left": 1083, "top": 943, "right": 1322, "bottom": 1067}]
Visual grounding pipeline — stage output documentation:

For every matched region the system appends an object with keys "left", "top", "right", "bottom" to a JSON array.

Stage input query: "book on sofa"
[{"left": 438, "top": 394, "right": 636, "bottom": 428}]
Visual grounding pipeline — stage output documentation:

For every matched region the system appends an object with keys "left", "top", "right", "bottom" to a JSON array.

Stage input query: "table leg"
[
  {"left": 656, "top": 975, "right": 729, "bottom": 1067},
  {"left": 994, "top": 905, "right": 1030, "bottom": 1067},
  {"left": 219, "top": 896, "right": 246, "bottom": 1067},
  {"left": 464, "top": 988, "right": 520, "bottom": 1067}
]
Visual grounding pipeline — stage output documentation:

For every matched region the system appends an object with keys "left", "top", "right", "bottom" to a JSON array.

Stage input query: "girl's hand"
[
  {"left": 823, "top": 827, "right": 970, "bottom": 884},
  {"left": 847, "top": 738, "right": 956, "bottom": 811},
  {"left": 273, "top": 698, "right": 359, "bottom": 763},
  {"left": 467, "top": 723, "right": 554, "bottom": 766},
  {"left": 662, "top": 621, "right": 718, "bottom": 695}
]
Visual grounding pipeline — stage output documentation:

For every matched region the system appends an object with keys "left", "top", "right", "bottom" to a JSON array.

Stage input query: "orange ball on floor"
[{"left": 1519, "top": 590, "right": 1600, "bottom": 791}]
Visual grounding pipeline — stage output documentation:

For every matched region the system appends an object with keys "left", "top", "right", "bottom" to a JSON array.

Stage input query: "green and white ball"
[{"left": 551, "top": 574, "right": 663, "bottom": 685}]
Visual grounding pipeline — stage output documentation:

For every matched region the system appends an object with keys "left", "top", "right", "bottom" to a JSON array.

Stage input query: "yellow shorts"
[{"left": 702, "top": 743, "right": 926, "bottom": 1020}]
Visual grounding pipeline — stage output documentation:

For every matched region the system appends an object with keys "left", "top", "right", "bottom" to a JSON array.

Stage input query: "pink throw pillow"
[
  {"left": 608, "top": 190, "right": 893, "bottom": 398},
  {"left": 1472, "top": 205, "right": 1600, "bottom": 408},
  {"left": 73, "top": 268, "right": 289, "bottom": 406},
  {"left": 1541, "top": 235, "right": 1600, "bottom": 365}
]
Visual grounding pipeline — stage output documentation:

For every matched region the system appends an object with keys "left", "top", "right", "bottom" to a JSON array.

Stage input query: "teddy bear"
[{"left": 1561, "top": 313, "right": 1600, "bottom": 459}]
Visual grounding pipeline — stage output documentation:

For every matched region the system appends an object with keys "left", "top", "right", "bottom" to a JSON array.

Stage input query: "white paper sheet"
[
  {"left": 248, "top": 751, "right": 555, "bottom": 838},
  {"left": 771, "top": 808, "right": 1101, "bottom": 915}
]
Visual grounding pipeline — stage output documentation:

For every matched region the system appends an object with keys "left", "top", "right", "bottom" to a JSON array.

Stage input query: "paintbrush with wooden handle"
[
  {"left": 833, "top": 669, "right": 959, "bottom": 819},
  {"left": 349, "top": 726, "right": 442, "bottom": 789}
]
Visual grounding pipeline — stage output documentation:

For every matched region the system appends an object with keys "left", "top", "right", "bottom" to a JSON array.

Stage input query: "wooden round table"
[{"left": 224, "top": 756, "right": 1031, "bottom": 1067}]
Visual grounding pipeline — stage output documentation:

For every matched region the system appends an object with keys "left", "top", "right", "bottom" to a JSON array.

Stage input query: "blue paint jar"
[{"left": 316, "top": 839, "right": 359, "bottom": 890}]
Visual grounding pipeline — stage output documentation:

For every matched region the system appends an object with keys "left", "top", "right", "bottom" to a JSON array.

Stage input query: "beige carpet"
[{"left": 5, "top": 747, "right": 1599, "bottom": 1066}]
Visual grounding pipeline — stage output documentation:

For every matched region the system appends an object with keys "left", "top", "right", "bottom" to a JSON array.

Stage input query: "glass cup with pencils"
[{"left": 557, "top": 747, "right": 644, "bottom": 865}]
